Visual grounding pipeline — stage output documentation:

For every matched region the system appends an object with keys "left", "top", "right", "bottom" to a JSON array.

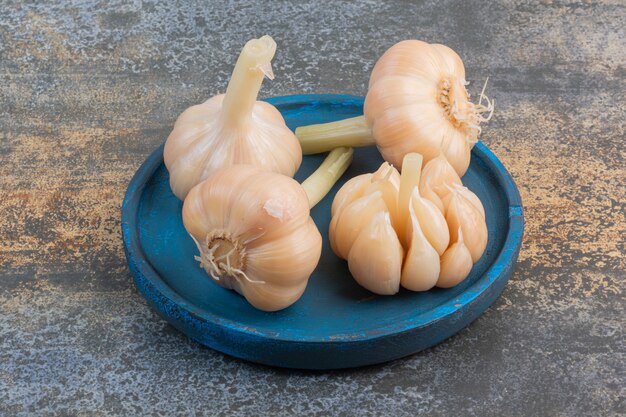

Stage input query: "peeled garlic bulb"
[
  {"left": 165, "top": 35, "right": 302, "bottom": 199},
  {"left": 348, "top": 212, "right": 403, "bottom": 295},
  {"left": 183, "top": 148, "right": 353, "bottom": 311},
  {"left": 329, "top": 152, "right": 488, "bottom": 295},
  {"left": 296, "top": 40, "right": 494, "bottom": 177},
  {"left": 438, "top": 228, "right": 473, "bottom": 288},
  {"left": 446, "top": 189, "right": 488, "bottom": 262},
  {"left": 401, "top": 203, "right": 440, "bottom": 291}
]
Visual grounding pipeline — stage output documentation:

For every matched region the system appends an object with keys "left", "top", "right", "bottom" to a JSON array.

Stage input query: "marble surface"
[{"left": 0, "top": 1, "right": 624, "bottom": 416}]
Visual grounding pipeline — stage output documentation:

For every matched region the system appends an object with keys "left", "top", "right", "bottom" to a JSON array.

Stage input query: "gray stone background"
[{"left": 0, "top": 0, "right": 624, "bottom": 416}]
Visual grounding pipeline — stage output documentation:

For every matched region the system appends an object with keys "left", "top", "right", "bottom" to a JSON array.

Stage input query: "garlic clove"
[
  {"left": 371, "top": 161, "right": 401, "bottom": 190},
  {"left": 442, "top": 183, "right": 486, "bottom": 219},
  {"left": 419, "top": 152, "right": 462, "bottom": 200},
  {"left": 437, "top": 228, "right": 473, "bottom": 288},
  {"left": 401, "top": 203, "right": 440, "bottom": 292},
  {"left": 330, "top": 173, "right": 372, "bottom": 217},
  {"left": 446, "top": 189, "right": 488, "bottom": 263},
  {"left": 450, "top": 183, "right": 486, "bottom": 219},
  {"left": 347, "top": 212, "right": 403, "bottom": 295},
  {"left": 365, "top": 177, "right": 399, "bottom": 230},
  {"left": 410, "top": 188, "right": 449, "bottom": 255},
  {"left": 330, "top": 191, "right": 388, "bottom": 259},
  {"left": 420, "top": 179, "right": 445, "bottom": 213}
]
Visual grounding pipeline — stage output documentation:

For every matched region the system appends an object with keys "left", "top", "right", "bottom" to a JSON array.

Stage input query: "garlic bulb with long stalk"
[
  {"left": 183, "top": 147, "right": 353, "bottom": 312},
  {"left": 165, "top": 35, "right": 302, "bottom": 199},
  {"left": 295, "top": 40, "right": 494, "bottom": 176}
]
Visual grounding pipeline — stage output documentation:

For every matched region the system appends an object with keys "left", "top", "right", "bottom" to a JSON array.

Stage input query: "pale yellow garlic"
[
  {"left": 400, "top": 203, "right": 440, "bottom": 291},
  {"left": 164, "top": 35, "right": 302, "bottom": 199},
  {"left": 438, "top": 228, "right": 473, "bottom": 288},
  {"left": 330, "top": 174, "right": 372, "bottom": 217},
  {"left": 442, "top": 183, "right": 486, "bottom": 219},
  {"left": 410, "top": 188, "right": 449, "bottom": 256},
  {"left": 330, "top": 152, "right": 487, "bottom": 295},
  {"left": 348, "top": 211, "right": 404, "bottom": 295},
  {"left": 419, "top": 152, "right": 462, "bottom": 201},
  {"left": 395, "top": 154, "right": 449, "bottom": 254},
  {"left": 295, "top": 40, "right": 494, "bottom": 176},
  {"left": 330, "top": 191, "right": 388, "bottom": 259},
  {"left": 183, "top": 148, "right": 353, "bottom": 311},
  {"left": 445, "top": 188, "right": 488, "bottom": 263},
  {"left": 420, "top": 180, "right": 445, "bottom": 213}
]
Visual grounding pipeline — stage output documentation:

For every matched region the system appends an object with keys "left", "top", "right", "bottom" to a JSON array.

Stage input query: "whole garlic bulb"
[
  {"left": 183, "top": 148, "right": 353, "bottom": 311},
  {"left": 164, "top": 35, "right": 302, "bottom": 199},
  {"left": 296, "top": 39, "right": 494, "bottom": 177},
  {"left": 183, "top": 165, "right": 320, "bottom": 311},
  {"left": 329, "top": 152, "right": 488, "bottom": 295}
]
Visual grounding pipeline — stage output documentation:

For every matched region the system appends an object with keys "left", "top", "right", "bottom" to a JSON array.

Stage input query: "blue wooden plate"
[{"left": 121, "top": 94, "right": 524, "bottom": 370}]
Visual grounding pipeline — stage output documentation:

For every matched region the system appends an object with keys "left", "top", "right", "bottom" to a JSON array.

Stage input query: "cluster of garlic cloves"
[
  {"left": 164, "top": 35, "right": 302, "bottom": 200},
  {"left": 329, "top": 152, "right": 488, "bottom": 295}
]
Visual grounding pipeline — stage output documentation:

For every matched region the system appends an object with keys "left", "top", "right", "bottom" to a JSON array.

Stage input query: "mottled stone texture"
[{"left": 0, "top": 0, "right": 624, "bottom": 416}]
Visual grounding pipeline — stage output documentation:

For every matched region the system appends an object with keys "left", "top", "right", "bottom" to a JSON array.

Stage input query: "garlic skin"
[
  {"left": 165, "top": 36, "right": 302, "bottom": 200},
  {"left": 183, "top": 165, "right": 321, "bottom": 312},
  {"left": 296, "top": 40, "right": 494, "bottom": 177}
]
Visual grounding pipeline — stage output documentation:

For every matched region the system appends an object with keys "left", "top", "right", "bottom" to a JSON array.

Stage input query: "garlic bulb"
[
  {"left": 295, "top": 39, "right": 494, "bottom": 176},
  {"left": 183, "top": 147, "right": 353, "bottom": 311},
  {"left": 329, "top": 152, "right": 487, "bottom": 295},
  {"left": 164, "top": 35, "right": 302, "bottom": 199}
]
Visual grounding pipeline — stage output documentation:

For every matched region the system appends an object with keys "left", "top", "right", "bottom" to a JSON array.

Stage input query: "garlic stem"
[
  {"left": 301, "top": 147, "right": 354, "bottom": 208},
  {"left": 296, "top": 116, "right": 374, "bottom": 155},
  {"left": 398, "top": 154, "right": 423, "bottom": 221},
  {"left": 221, "top": 35, "right": 276, "bottom": 128}
]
